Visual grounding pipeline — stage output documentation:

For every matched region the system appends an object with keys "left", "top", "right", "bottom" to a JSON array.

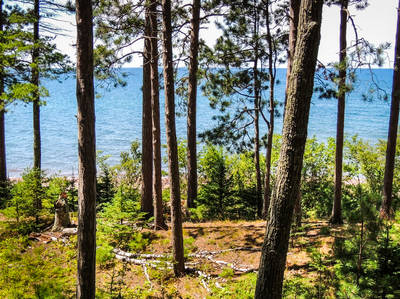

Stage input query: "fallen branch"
[
  {"left": 113, "top": 246, "right": 260, "bottom": 260},
  {"left": 113, "top": 248, "right": 258, "bottom": 273},
  {"left": 114, "top": 254, "right": 172, "bottom": 268},
  {"left": 204, "top": 255, "right": 257, "bottom": 273},
  {"left": 192, "top": 247, "right": 261, "bottom": 257},
  {"left": 142, "top": 264, "right": 153, "bottom": 289},
  {"left": 113, "top": 248, "right": 168, "bottom": 259},
  {"left": 201, "top": 278, "right": 211, "bottom": 292}
]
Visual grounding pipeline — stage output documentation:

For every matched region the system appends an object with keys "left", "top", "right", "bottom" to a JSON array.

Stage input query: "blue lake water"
[{"left": 4, "top": 68, "right": 393, "bottom": 177}]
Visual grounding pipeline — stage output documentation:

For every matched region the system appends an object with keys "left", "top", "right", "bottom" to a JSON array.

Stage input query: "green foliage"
[
  {"left": 46, "top": 176, "right": 77, "bottom": 211},
  {"left": 208, "top": 273, "right": 257, "bottom": 299},
  {"left": 188, "top": 204, "right": 209, "bottom": 222},
  {"left": 219, "top": 267, "right": 234, "bottom": 279},
  {"left": 183, "top": 236, "right": 197, "bottom": 257},
  {"left": 199, "top": 0, "right": 286, "bottom": 152},
  {"left": 96, "top": 240, "right": 115, "bottom": 266},
  {"left": 0, "top": 236, "right": 74, "bottom": 298},
  {"left": 114, "top": 140, "right": 142, "bottom": 189},
  {"left": 97, "top": 184, "right": 150, "bottom": 268},
  {"left": 370, "top": 222, "right": 400, "bottom": 298},
  {"left": 0, "top": 2, "right": 72, "bottom": 112},
  {"left": 283, "top": 275, "right": 318, "bottom": 299},
  {"left": 196, "top": 144, "right": 259, "bottom": 220},
  {"left": 2, "top": 168, "right": 47, "bottom": 226},
  {"left": 0, "top": 179, "right": 12, "bottom": 209},
  {"left": 163, "top": 138, "right": 189, "bottom": 198},
  {"left": 229, "top": 151, "right": 259, "bottom": 218},
  {"left": 332, "top": 211, "right": 400, "bottom": 298},
  {"left": 196, "top": 144, "right": 234, "bottom": 220},
  {"left": 93, "top": 0, "right": 143, "bottom": 88},
  {"left": 308, "top": 248, "right": 333, "bottom": 298},
  {"left": 96, "top": 150, "right": 115, "bottom": 206},
  {"left": 299, "top": 137, "right": 335, "bottom": 218}
]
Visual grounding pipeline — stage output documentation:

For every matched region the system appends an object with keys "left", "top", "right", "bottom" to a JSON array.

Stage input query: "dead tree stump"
[{"left": 52, "top": 192, "right": 71, "bottom": 231}]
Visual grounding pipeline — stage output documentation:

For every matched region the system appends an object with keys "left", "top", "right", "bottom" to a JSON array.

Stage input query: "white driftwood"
[
  {"left": 113, "top": 248, "right": 168, "bottom": 259},
  {"left": 113, "top": 247, "right": 258, "bottom": 273},
  {"left": 113, "top": 247, "right": 260, "bottom": 260}
]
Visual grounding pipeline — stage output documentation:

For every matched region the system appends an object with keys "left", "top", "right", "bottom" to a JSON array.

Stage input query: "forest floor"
[{"left": 0, "top": 216, "right": 346, "bottom": 298}]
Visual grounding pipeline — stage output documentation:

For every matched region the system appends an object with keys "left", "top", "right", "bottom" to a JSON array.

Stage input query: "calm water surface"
[{"left": 5, "top": 68, "right": 393, "bottom": 177}]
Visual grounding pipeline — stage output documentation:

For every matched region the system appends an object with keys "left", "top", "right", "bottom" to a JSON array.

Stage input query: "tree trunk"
[
  {"left": 254, "top": 88, "right": 262, "bottom": 218},
  {"left": 52, "top": 193, "right": 71, "bottom": 231},
  {"left": 32, "top": 0, "right": 41, "bottom": 171},
  {"left": 76, "top": 0, "right": 96, "bottom": 297},
  {"left": 150, "top": 0, "right": 167, "bottom": 230},
  {"left": 255, "top": 1, "right": 323, "bottom": 297},
  {"left": 161, "top": 0, "right": 185, "bottom": 276},
  {"left": 253, "top": 17, "right": 262, "bottom": 218},
  {"left": 186, "top": 0, "right": 201, "bottom": 211},
  {"left": 331, "top": 0, "right": 348, "bottom": 225},
  {"left": 294, "top": 190, "right": 302, "bottom": 227},
  {"left": 380, "top": 0, "right": 400, "bottom": 219},
  {"left": 141, "top": 4, "right": 154, "bottom": 218},
  {"left": 0, "top": 0, "right": 6, "bottom": 184},
  {"left": 32, "top": 0, "right": 42, "bottom": 221},
  {"left": 263, "top": 125, "right": 273, "bottom": 218},
  {"left": 283, "top": 0, "right": 300, "bottom": 120},
  {"left": 262, "top": 0, "right": 276, "bottom": 219}
]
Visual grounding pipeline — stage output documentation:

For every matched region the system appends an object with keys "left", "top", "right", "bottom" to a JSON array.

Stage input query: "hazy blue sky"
[{"left": 54, "top": 0, "right": 398, "bottom": 68}]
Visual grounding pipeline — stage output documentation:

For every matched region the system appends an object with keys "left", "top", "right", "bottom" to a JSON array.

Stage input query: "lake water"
[{"left": 4, "top": 68, "right": 393, "bottom": 177}]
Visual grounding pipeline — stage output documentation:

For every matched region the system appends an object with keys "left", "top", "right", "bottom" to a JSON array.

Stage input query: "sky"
[{"left": 54, "top": 0, "right": 399, "bottom": 68}]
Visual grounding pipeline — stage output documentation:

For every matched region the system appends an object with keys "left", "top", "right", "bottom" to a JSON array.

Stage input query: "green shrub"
[
  {"left": 2, "top": 169, "right": 49, "bottom": 227},
  {"left": 196, "top": 144, "right": 259, "bottom": 220},
  {"left": 96, "top": 151, "right": 115, "bottom": 207},
  {"left": 114, "top": 140, "right": 142, "bottom": 189},
  {"left": 301, "top": 137, "right": 335, "bottom": 219},
  {"left": 209, "top": 273, "right": 256, "bottom": 299},
  {"left": 0, "top": 236, "right": 74, "bottom": 298},
  {"left": 197, "top": 144, "right": 234, "bottom": 220},
  {"left": 219, "top": 267, "right": 234, "bottom": 279}
]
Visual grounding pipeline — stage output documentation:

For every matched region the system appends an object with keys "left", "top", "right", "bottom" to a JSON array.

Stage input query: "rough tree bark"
[
  {"left": 141, "top": 4, "right": 154, "bottom": 218},
  {"left": 76, "top": 0, "right": 96, "bottom": 297},
  {"left": 380, "top": 0, "right": 400, "bottom": 219},
  {"left": 331, "top": 0, "right": 348, "bottom": 225},
  {"left": 283, "top": 0, "right": 300, "bottom": 119},
  {"left": 161, "top": 0, "right": 185, "bottom": 276},
  {"left": 32, "top": 0, "right": 41, "bottom": 171},
  {"left": 255, "top": 0, "right": 323, "bottom": 297},
  {"left": 52, "top": 193, "right": 71, "bottom": 231},
  {"left": 286, "top": 0, "right": 302, "bottom": 225},
  {"left": 150, "top": 0, "right": 167, "bottom": 230},
  {"left": 186, "top": 0, "right": 201, "bottom": 211},
  {"left": 0, "top": 0, "right": 6, "bottom": 184},
  {"left": 32, "top": 0, "right": 42, "bottom": 223},
  {"left": 262, "top": 0, "right": 277, "bottom": 218}
]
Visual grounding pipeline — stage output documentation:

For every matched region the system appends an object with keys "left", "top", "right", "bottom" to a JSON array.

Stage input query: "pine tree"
[
  {"left": 330, "top": 0, "right": 349, "bottom": 225},
  {"left": 0, "top": 2, "right": 47, "bottom": 200},
  {"left": 141, "top": 2, "right": 154, "bottom": 218},
  {"left": 255, "top": 0, "right": 323, "bottom": 296},
  {"left": 149, "top": 0, "right": 167, "bottom": 230},
  {"left": 186, "top": 0, "right": 201, "bottom": 211},
  {"left": 200, "top": 0, "right": 286, "bottom": 218},
  {"left": 76, "top": 0, "right": 96, "bottom": 296},
  {"left": 380, "top": 0, "right": 400, "bottom": 219},
  {"left": 162, "top": 0, "right": 185, "bottom": 276}
]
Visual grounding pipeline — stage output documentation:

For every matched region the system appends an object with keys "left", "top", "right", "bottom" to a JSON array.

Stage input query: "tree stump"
[{"left": 52, "top": 192, "right": 71, "bottom": 231}]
